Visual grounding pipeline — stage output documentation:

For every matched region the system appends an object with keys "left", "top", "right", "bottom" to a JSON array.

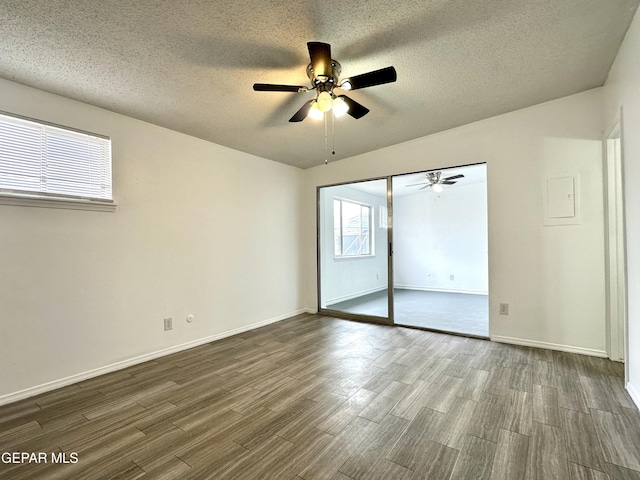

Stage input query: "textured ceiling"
[{"left": 0, "top": 0, "right": 638, "bottom": 169}]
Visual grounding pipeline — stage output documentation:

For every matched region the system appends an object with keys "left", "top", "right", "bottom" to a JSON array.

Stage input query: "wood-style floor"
[{"left": 1, "top": 313, "right": 639, "bottom": 480}]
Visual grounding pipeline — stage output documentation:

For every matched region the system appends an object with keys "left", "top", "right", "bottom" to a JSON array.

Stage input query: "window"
[
  {"left": 334, "top": 198, "right": 373, "bottom": 256},
  {"left": 0, "top": 111, "right": 114, "bottom": 211},
  {"left": 379, "top": 205, "right": 388, "bottom": 228}
]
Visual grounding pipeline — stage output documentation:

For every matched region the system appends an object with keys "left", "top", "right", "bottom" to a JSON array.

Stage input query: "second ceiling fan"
[
  {"left": 407, "top": 172, "right": 465, "bottom": 192},
  {"left": 253, "top": 42, "right": 397, "bottom": 122}
]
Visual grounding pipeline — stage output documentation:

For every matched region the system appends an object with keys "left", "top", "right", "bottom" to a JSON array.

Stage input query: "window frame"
[
  {"left": 0, "top": 110, "right": 116, "bottom": 212},
  {"left": 333, "top": 197, "right": 375, "bottom": 258}
]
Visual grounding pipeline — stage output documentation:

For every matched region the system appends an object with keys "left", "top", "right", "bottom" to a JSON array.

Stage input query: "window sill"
[{"left": 0, "top": 193, "right": 117, "bottom": 212}]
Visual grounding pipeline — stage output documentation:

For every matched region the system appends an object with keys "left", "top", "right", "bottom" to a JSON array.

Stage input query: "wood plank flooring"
[{"left": 1, "top": 313, "right": 638, "bottom": 479}]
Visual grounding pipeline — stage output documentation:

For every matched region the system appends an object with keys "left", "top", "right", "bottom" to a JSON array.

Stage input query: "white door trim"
[{"left": 603, "top": 111, "right": 628, "bottom": 370}]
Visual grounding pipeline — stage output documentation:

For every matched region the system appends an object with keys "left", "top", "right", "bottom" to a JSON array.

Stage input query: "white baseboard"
[
  {"left": 326, "top": 286, "right": 387, "bottom": 306},
  {"left": 490, "top": 335, "right": 607, "bottom": 358},
  {"left": 627, "top": 382, "right": 640, "bottom": 411},
  {"left": 394, "top": 285, "right": 488, "bottom": 295},
  {"left": 0, "top": 309, "right": 308, "bottom": 406}
]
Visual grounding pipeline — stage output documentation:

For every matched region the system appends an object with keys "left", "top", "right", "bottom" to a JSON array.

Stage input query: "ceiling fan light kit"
[
  {"left": 332, "top": 96, "right": 349, "bottom": 117},
  {"left": 253, "top": 42, "right": 397, "bottom": 123},
  {"left": 316, "top": 91, "right": 333, "bottom": 112},
  {"left": 308, "top": 102, "right": 324, "bottom": 120}
]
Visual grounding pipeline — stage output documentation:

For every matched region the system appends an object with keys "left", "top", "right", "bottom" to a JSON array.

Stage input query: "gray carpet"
[{"left": 327, "top": 288, "right": 488, "bottom": 337}]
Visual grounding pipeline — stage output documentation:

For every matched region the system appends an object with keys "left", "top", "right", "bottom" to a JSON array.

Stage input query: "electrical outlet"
[
  {"left": 164, "top": 317, "right": 173, "bottom": 331},
  {"left": 499, "top": 303, "right": 509, "bottom": 315},
  {"left": 450, "top": 274, "right": 454, "bottom": 281}
]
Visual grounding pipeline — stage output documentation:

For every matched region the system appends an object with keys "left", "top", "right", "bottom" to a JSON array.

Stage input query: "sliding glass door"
[
  {"left": 391, "top": 165, "right": 489, "bottom": 336},
  {"left": 317, "top": 164, "right": 489, "bottom": 338},
  {"left": 317, "top": 178, "right": 391, "bottom": 323}
]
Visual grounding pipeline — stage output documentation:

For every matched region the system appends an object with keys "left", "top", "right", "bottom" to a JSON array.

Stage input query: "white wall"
[
  {"left": 0, "top": 79, "right": 305, "bottom": 402},
  {"left": 393, "top": 180, "right": 488, "bottom": 294},
  {"left": 603, "top": 8, "right": 640, "bottom": 407},
  {"left": 319, "top": 183, "right": 388, "bottom": 305},
  {"left": 304, "top": 88, "right": 606, "bottom": 356}
]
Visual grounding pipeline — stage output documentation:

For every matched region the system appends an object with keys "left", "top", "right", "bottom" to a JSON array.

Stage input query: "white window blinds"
[{"left": 0, "top": 111, "right": 112, "bottom": 201}]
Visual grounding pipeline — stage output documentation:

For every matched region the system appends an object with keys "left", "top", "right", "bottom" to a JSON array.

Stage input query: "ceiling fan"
[
  {"left": 406, "top": 172, "right": 464, "bottom": 192},
  {"left": 253, "top": 42, "right": 397, "bottom": 122}
]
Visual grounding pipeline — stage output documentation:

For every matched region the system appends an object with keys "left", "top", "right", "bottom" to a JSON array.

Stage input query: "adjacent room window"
[
  {"left": 334, "top": 198, "right": 373, "bottom": 257},
  {"left": 379, "top": 205, "right": 388, "bottom": 228},
  {"left": 0, "top": 111, "right": 113, "bottom": 205}
]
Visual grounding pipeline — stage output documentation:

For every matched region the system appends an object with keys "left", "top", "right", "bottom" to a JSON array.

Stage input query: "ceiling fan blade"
[
  {"left": 405, "top": 182, "right": 429, "bottom": 187},
  {"left": 441, "top": 181, "right": 457, "bottom": 185},
  {"left": 338, "top": 95, "right": 369, "bottom": 119},
  {"left": 442, "top": 174, "right": 464, "bottom": 181},
  {"left": 289, "top": 99, "right": 315, "bottom": 122},
  {"left": 419, "top": 185, "right": 430, "bottom": 190},
  {"left": 307, "top": 42, "right": 332, "bottom": 80},
  {"left": 344, "top": 66, "right": 397, "bottom": 91},
  {"left": 253, "top": 83, "right": 307, "bottom": 93}
]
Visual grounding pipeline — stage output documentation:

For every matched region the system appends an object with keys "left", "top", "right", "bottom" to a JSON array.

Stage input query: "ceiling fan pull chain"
[
  {"left": 331, "top": 111, "right": 336, "bottom": 157},
  {"left": 324, "top": 112, "right": 328, "bottom": 165}
]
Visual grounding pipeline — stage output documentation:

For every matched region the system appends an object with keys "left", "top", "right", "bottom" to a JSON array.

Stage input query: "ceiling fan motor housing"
[
  {"left": 307, "top": 60, "right": 341, "bottom": 92},
  {"left": 427, "top": 172, "right": 442, "bottom": 184}
]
